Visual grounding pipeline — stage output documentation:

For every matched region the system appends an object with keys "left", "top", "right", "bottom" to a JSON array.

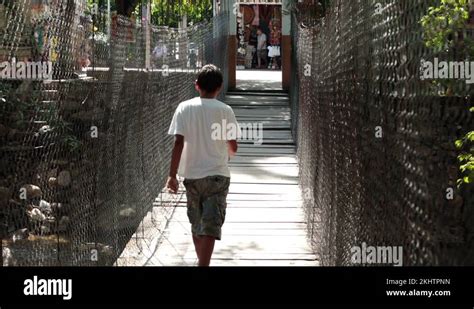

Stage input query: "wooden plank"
[
  {"left": 226, "top": 201, "right": 302, "bottom": 209},
  {"left": 155, "top": 200, "right": 303, "bottom": 208},
  {"left": 226, "top": 91, "right": 288, "bottom": 97},
  {"left": 201, "top": 259, "right": 319, "bottom": 266},
  {"left": 225, "top": 95, "right": 289, "bottom": 102},
  {"left": 228, "top": 182, "right": 301, "bottom": 192},
  {"left": 229, "top": 156, "right": 297, "bottom": 164},
  {"left": 169, "top": 207, "right": 305, "bottom": 223},
  {"left": 166, "top": 221, "right": 309, "bottom": 231},
  {"left": 158, "top": 243, "right": 315, "bottom": 255}
]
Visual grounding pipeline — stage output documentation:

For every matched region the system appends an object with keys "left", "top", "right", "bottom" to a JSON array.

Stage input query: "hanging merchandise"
[
  {"left": 31, "top": 4, "right": 54, "bottom": 62},
  {"left": 252, "top": 5, "right": 259, "bottom": 26},
  {"left": 237, "top": 8, "right": 246, "bottom": 55}
]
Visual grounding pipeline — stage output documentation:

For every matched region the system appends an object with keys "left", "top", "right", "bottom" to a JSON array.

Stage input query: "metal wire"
[
  {"left": 291, "top": 0, "right": 474, "bottom": 266},
  {"left": 1, "top": 0, "right": 228, "bottom": 266}
]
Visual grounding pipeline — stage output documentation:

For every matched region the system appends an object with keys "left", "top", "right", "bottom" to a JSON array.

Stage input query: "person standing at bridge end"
[{"left": 166, "top": 64, "right": 239, "bottom": 267}]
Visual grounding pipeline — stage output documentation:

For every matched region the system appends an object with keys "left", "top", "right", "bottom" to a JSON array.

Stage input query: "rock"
[
  {"left": 32, "top": 174, "right": 41, "bottom": 185},
  {"left": 78, "top": 242, "right": 114, "bottom": 256},
  {"left": 100, "top": 244, "right": 114, "bottom": 256},
  {"left": 38, "top": 125, "right": 52, "bottom": 134},
  {"left": 47, "top": 168, "right": 58, "bottom": 178},
  {"left": 48, "top": 177, "right": 58, "bottom": 188},
  {"left": 40, "top": 225, "right": 50, "bottom": 234},
  {"left": 27, "top": 208, "right": 46, "bottom": 222},
  {"left": 59, "top": 216, "right": 70, "bottom": 225},
  {"left": 12, "top": 228, "right": 29, "bottom": 242},
  {"left": 57, "top": 171, "right": 71, "bottom": 187},
  {"left": 45, "top": 216, "right": 56, "bottom": 224},
  {"left": 79, "top": 242, "right": 96, "bottom": 251},
  {"left": 21, "top": 184, "right": 42, "bottom": 199},
  {"left": 119, "top": 207, "right": 136, "bottom": 217},
  {"left": 58, "top": 216, "right": 70, "bottom": 232},
  {"left": 2, "top": 247, "right": 13, "bottom": 266},
  {"left": 51, "top": 203, "right": 64, "bottom": 212}
]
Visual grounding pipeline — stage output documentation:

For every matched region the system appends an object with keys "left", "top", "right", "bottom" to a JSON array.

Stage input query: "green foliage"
[
  {"left": 85, "top": 0, "right": 213, "bottom": 27},
  {"left": 420, "top": 0, "right": 472, "bottom": 52},
  {"left": 421, "top": 0, "right": 474, "bottom": 188},
  {"left": 150, "top": 0, "right": 213, "bottom": 27},
  {"left": 455, "top": 107, "right": 474, "bottom": 186},
  {"left": 86, "top": 0, "right": 117, "bottom": 12}
]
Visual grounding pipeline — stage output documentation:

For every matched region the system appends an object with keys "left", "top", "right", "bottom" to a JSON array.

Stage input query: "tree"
[
  {"left": 421, "top": 0, "right": 474, "bottom": 187},
  {"left": 150, "top": 0, "right": 213, "bottom": 27}
]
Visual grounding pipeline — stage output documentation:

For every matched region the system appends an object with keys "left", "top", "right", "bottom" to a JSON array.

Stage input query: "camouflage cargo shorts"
[{"left": 183, "top": 175, "right": 230, "bottom": 240}]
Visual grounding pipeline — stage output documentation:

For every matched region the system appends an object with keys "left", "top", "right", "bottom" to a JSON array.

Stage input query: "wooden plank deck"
[{"left": 116, "top": 91, "right": 319, "bottom": 266}]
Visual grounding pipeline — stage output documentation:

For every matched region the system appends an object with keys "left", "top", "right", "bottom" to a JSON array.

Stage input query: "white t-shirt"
[
  {"left": 257, "top": 33, "right": 267, "bottom": 50},
  {"left": 168, "top": 97, "right": 239, "bottom": 179}
]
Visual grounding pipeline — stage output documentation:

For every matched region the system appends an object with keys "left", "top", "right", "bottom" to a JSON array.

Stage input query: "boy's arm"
[
  {"left": 166, "top": 134, "right": 184, "bottom": 193},
  {"left": 228, "top": 140, "right": 238, "bottom": 158}
]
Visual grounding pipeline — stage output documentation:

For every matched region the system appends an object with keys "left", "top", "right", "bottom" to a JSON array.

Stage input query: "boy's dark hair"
[{"left": 196, "top": 64, "right": 223, "bottom": 93}]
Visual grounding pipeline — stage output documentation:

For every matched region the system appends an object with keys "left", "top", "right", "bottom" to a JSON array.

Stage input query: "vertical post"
[
  {"left": 281, "top": 0, "right": 291, "bottom": 91},
  {"left": 227, "top": 0, "right": 237, "bottom": 89},
  {"left": 144, "top": 0, "right": 151, "bottom": 69},
  {"left": 107, "top": 0, "right": 111, "bottom": 41}
]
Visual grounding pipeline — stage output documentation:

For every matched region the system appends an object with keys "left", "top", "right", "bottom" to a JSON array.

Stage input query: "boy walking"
[{"left": 166, "top": 64, "right": 239, "bottom": 267}]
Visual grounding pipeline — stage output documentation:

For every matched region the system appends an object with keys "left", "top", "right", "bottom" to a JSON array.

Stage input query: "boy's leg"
[
  {"left": 192, "top": 235, "right": 202, "bottom": 260},
  {"left": 192, "top": 235, "right": 215, "bottom": 266},
  {"left": 197, "top": 176, "right": 230, "bottom": 266},
  {"left": 197, "top": 236, "right": 215, "bottom": 266},
  {"left": 184, "top": 176, "right": 230, "bottom": 266},
  {"left": 184, "top": 179, "right": 203, "bottom": 263}
]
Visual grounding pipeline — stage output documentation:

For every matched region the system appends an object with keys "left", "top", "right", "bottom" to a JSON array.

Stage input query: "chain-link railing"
[
  {"left": 291, "top": 0, "right": 473, "bottom": 266},
  {"left": 1, "top": 0, "right": 228, "bottom": 266}
]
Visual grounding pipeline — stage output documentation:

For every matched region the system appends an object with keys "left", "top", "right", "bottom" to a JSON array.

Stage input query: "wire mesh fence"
[
  {"left": 291, "top": 0, "right": 474, "bottom": 266},
  {"left": 1, "top": 0, "right": 229, "bottom": 266}
]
